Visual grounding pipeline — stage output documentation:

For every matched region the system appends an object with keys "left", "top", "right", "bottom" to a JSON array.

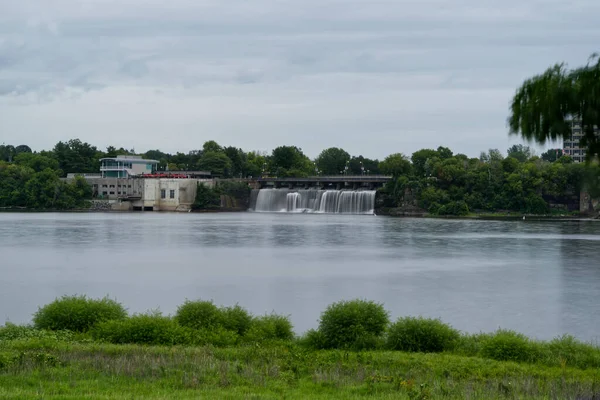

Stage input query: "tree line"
[
  {"left": 1, "top": 140, "right": 383, "bottom": 179},
  {"left": 379, "top": 145, "right": 595, "bottom": 216},
  {"left": 1, "top": 138, "right": 595, "bottom": 214}
]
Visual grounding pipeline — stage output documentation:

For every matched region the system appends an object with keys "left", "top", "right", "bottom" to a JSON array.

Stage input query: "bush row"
[
  {"left": 303, "top": 300, "right": 600, "bottom": 369},
  {"left": 303, "top": 300, "right": 460, "bottom": 352},
  {"left": 28, "top": 295, "right": 292, "bottom": 347},
  {"left": 9, "top": 296, "right": 600, "bottom": 370}
]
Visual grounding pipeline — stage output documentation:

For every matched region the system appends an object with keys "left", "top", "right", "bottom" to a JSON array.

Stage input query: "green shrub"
[
  {"left": 543, "top": 335, "right": 600, "bottom": 369},
  {"left": 427, "top": 202, "right": 442, "bottom": 214},
  {"left": 33, "top": 295, "right": 127, "bottom": 332},
  {"left": 480, "top": 330, "right": 537, "bottom": 363},
  {"left": 524, "top": 193, "right": 549, "bottom": 214},
  {"left": 192, "top": 184, "right": 221, "bottom": 210},
  {"left": 454, "top": 332, "right": 494, "bottom": 357},
  {"left": 243, "top": 314, "right": 294, "bottom": 342},
  {"left": 175, "top": 300, "right": 222, "bottom": 330},
  {"left": 194, "top": 326, "right": 240, "bottom": 347},
  {"left": 91, "top": 312, "right": 193, "bottom": 345},
  {"left": 220, "top": 304, "right": 253, "bottom": 336},
  {"left": 215, "top": 181, "right": 250, "bottom": 207},
  {"left": 438, "top": 200, "right": 469, "bottom": 216},
  {"left": 0, "top": 323, "right": 74, "bottom": 342},
  {"left": 0, "top": 352, "right": 15, "bottom": 370},
  {"left": 386, "top": 317, "right": 460, "bottom": 353},
  {"left": 316, "top": 299, "right": 389, "bottom": 350},
  {"left": 299, "top": 329, "right": 328, "bottom": 349}
]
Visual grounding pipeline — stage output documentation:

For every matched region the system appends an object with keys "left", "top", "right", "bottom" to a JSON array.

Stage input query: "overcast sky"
[{"left": 0, "top": 0, "right": 598, "bottom": 159}]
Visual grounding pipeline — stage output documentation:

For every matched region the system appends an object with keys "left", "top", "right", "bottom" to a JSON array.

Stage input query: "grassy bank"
[
  {"left": 2, "top": 339, "right": 600, "bottom": 399},
  {"left": 2, "top": 296, "right": 600, "bottom": 399}
]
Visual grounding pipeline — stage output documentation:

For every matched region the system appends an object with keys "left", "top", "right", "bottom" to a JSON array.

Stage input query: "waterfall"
[
  {"left": 249, "top": 189, "right": 376, "bottom": 214},
  {"left": 287, "top": 192, "right": 300, "bottom": 212},
  {"left": 252, "top": 188, "right": 289, "bottom": 212}
]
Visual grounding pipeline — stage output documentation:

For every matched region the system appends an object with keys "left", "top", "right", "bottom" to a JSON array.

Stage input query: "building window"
[
  {"left": 110, "top": 191, "right": 115, "bottom": 195},
  {"left": 128, "top": 185, "right": 132, "bottom": 188},
  {"left": 170, "top": 190, "right": 175, "bottom": 199},
  {"left": 161, "top": 189, "right": 166, "bottom": 199},
  {"left": 110, "top": 185, "right": 115, "bottom": 188},
  {"left": 102, "top": 191, "right": 108, "bottom": 195},
  {"left": 102, "top": 184, "right": 108, "bottom": 188}
]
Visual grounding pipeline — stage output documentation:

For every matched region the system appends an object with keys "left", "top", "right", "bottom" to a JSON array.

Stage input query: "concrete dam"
[{"left": 249, "top": 188, "right": 376, "bottom": 214}]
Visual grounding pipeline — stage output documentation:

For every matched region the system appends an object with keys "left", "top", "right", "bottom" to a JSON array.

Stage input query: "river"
[{"left": 1, "top": 212, "right": 599, "bottom": 342}]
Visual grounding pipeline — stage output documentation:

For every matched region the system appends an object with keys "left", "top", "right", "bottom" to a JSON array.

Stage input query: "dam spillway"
[{"left": 249, "top": 189, "right": 376, "bottom": 214}]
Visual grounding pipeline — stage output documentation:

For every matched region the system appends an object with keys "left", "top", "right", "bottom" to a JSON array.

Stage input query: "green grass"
[
  {"left": 5, "top": 296, "right": 600, "bottom": 398},
  {"left": 1, "top": 337, "right": 600, "bottom": 399}
]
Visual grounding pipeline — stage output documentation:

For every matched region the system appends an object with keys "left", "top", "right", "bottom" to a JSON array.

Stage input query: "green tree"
[
  {"left": 348, "top": 156, "right": 380, "bottom": 175},
  {"left": 270, "top": 146, "right": 312, "bottom": 177},
  {"left": 144, "top": 149, "right": 170, "bottom": 171},
  {"left": 203, "top": 140, "right": 224, "bottom": 154},
  {"left": 480, "top": 148, "right": 504, "bottom": 163},
  {"left": 224, "top": 146, "right": 247, "bottom": 177},
  {"left": 53, "top": 139, "right": 101, "bottom": 175},
  {"left": 0, "top": 162, "right": 33, "bottom": 207},
  {"left": 379, "top": 153, "right": 411, "bottom": 177},
  {"left": 509, "top": 54, "right": 600, "bottom": 160},
  {"left": 104, "top": 146, "right": 133, "bottom": 158},
  {"left": 437, "top": 146, "right": 454, "bottom": 160},
  {"left": 315, "top": 147, "right": 350, "bottom": 175},
  {"left": 24, "top": 169, "right": 65, "bottom": 209},
  {"left": 412, "top": 149, "right": 439, "bottom": 177},
  {"left": 67, "top": 176, "right": 93, "bottom": 203},
  {"left": 192, "top": 183, "right": 221, "bottom": 209},
  {"left": 0, "top": 145, "right": 16, "bottom": 162},
  {"left": 13, "top": 153, "right": 60, "bottom": 173},
  {"left": 15, "top": 145, "right": 32, "bottom": 154},
  {"left": 198, "top": 152, "right": 232, "bottom": 177},
  {"left": 245, "top": 151, "right": 267, "bottom": 178},
  {"left": 507, "top": 144, "right": 534, "bottom": 162},
  {"left": 541, "top": 149, "right": 563, "bottom": 162}
]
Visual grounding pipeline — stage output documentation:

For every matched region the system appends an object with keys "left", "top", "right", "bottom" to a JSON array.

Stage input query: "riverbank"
[
  {"left": 375, "top": 206, "right": 597, "bottom": 221},
  {"left": 3, "top": 295, "right": 600, "bottom": 399},
  {"left": 1, "top": 337, "right": 599, "bottom": 399}
]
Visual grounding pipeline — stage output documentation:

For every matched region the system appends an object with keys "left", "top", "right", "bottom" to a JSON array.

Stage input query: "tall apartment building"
[{"left": 562, "top": 119, "right": 599, "bottom": 163}]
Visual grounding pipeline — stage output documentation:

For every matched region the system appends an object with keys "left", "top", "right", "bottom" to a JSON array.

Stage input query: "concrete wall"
[
  {"left": 84, "top": 178, "right": 145, "bottom": 200},
  {"left": 66, "top": 176, "right": 216, "bottom": 211},
  {"left": 580, "top": 191, "right": 600, "bottom": 215},
  {"left": 134, "top": 179, "right": 196, "bottom": 211},
  {"left": 128, "top": 178, "right": 202, "bottom": 211}
]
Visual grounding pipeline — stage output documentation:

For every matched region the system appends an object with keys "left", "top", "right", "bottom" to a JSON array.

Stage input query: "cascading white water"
[
  {"left": 249, "top": 189, "right": 376, "bottom": 214},
  {"left": 287, "top": 192, "right": 300, "bottom": 212},
  {"left": 252, "top": 188, "right": 289, "bottom": 212}
]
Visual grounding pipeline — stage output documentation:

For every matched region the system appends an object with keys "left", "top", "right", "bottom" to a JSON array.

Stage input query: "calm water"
[{"left": 1, "top": 212, "right": 600, "bottom": 341}]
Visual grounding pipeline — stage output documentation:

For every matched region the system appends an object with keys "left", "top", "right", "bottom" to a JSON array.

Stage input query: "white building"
[
  {"left": 562, "top": 119, "right": 599, "bottom": 163},
  {"left": 100, "top": 155, "right": 159, "bottom": 178}
]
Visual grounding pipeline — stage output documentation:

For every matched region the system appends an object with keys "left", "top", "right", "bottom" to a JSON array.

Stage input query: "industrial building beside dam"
[
  {"left": 65, "top": 155, "right": 393, "bottom": 213},
  {"left": 66, "top": 155, "right": 214, "bottom": 211}
]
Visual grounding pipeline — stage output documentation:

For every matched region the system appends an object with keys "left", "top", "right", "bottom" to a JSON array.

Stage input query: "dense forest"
[{"left": 1, "top": 139, "right": 598, "bottom": 214}]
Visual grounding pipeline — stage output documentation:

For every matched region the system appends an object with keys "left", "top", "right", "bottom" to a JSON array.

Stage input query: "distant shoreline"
[{"left": 1, "top": 207, "right": 598, "bottom": 221}]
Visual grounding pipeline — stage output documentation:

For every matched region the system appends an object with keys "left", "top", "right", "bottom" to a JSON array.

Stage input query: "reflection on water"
[{"left": 1, "top": 212, "right": 600, "bottom": 341}]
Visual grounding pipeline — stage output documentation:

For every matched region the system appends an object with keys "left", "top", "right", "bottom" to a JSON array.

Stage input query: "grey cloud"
[
  {"left": 118, "top": 59, "right": 151, "bottom": 79},
  {"left": 0, "top": 0, "right": 598, "bottom": 157}
]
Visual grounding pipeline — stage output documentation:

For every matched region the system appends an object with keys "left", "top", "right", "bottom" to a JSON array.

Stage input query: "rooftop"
[{"left": 100, "top": 156, "right": 158, "bottom": 164}]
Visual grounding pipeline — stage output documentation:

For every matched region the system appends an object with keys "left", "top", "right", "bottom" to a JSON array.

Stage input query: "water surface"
[{"left": 1, "top": 212, "right": 599, "bottom": 341}]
